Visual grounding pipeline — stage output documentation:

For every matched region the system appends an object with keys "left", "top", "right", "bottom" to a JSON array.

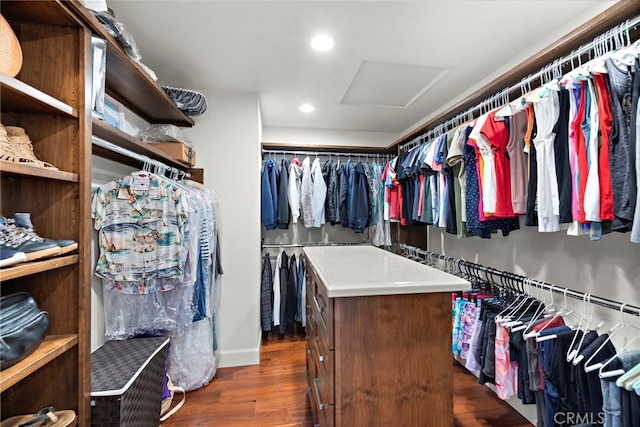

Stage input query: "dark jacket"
[
  {"left": 277, "top": 158, "right": 290, "bottom": 229},
  {"left": 350, "top": 162, "right": 370, "bottom": 233},
  {"left": 322, "top": 159, "right": 338, "bottom": 224}
]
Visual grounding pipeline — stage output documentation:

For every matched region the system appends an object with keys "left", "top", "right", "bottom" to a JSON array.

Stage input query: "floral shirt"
[{"left": 91, "top": 172, "right": 189, "bottom": 294}]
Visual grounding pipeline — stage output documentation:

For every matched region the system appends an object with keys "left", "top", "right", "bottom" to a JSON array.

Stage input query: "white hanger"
[
  {"left": 511, "top": 280, "right": 548, "bottom": 332},
  {"left": 523, "top": 285, "right": 560, "bottom": 339},
  {"left": 566, "top": 294, "right": 605, "bottom": 362},
  {"left": 598, "top": 313, "right": 640, "bottom": 378},
  {"left": 501, "top": 278, "right": 538, "bottom": 327},
  {"left": 565, "top": 293, "right": 591, "bottom": 361},
  {"left": 583, "top": 304, "right": 636, "bottom": 373},
  {"left": 536, "top": 288, "right": 580, "bottom": 342}
]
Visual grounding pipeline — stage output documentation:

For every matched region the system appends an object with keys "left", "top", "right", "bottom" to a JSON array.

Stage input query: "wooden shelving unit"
[
  {"left": 0, "top": 1, "right": 90, "bottom": 424},
  {"left": 1, "top": 1, "right": 198, "bottom": 424}
]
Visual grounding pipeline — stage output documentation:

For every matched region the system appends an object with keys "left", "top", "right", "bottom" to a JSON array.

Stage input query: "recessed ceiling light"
[
  {"left": 299, "top": 104, "right": 315, "bottom": 113},
  {"left": 310, "top": 34, "right": 335, "bottom": 52}
]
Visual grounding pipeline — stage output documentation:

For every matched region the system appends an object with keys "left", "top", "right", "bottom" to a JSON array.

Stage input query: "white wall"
[
  {"left": 184, "top": 89, "right": 263, "bottom": 368},
  {"left": 263, "top": 126, "right": 397, "bottom": 148}
]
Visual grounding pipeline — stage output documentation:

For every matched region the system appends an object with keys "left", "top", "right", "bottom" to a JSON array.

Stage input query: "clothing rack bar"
[
  {"left": 262, "top": 242, "right": 372, "bottom": 249},
  {"left": 399, "top": 244, "right": 640, "bottom": 317},
  {"left": 92, "top": 136, "right": 191, "bottom": 179},
  {"left": 399, "top": 14, "right": 640, "bottom": 152},
  {"left": 262, "top": 148, "right": 394, "bottom": 160}
]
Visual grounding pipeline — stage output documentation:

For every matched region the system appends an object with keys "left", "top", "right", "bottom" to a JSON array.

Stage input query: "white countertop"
[{"left": 303, "top": 245, "right": 470, "bottom": 298}]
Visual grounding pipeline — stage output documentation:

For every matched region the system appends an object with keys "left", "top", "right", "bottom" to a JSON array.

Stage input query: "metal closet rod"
[
  {"left": 262, "top": 148, "right": 394, "bottom": 160},
  {"left": 92, "top": 136, "right": 190, "bottom": 179},
  {"left": 399, "top": 14, "right": 640, "bottom": 152},
  {"left": 262, "top": 242, "right": 372, "bottom": 249},
  {"left": 399, "top": 244, "right": 640, "bottom": 317}
]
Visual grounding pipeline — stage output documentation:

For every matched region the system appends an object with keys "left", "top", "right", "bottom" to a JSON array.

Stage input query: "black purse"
[{"left": 0, "top": 292, "right": 49, "bottom": 370}]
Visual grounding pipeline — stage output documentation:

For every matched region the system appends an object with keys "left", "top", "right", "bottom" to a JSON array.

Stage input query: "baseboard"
[{"left": 218, "top": 346, "right": 260, "bottom": 367}]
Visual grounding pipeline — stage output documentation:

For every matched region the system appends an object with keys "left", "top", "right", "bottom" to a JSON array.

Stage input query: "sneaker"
[
  {"left": 0, "top": 218, "right": 61, "bottom": 261},
  {"left": 11, "top": 213, "right": 78, "bottom": 255},
  {"left": 0, "top": 248, "right": 27, "bottom": 268}
]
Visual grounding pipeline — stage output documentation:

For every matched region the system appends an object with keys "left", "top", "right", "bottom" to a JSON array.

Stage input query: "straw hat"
[
  {"left": 4, "top": 125, "right": 58, "bottom": 170},
  {"left": 0, "top": 14, "right": 23, "bottom": 78}
]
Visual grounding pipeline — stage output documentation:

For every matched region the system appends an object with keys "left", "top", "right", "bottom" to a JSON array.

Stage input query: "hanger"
[
  {"left": 566, "top": 294, "right": 604, "bottom": 362},
  {"left": 583, "top": 303, "right": 636, "bottom": 373},
  {"left": 529, "top": 288, "right": 572, "bottom": 341},
  {"left": 598, "top": 310, "right": 640, "bottom": 378},
  {"left": 617, "top": 361, "right": 640, "bottom": 390},
  {"left": 511, "top": 280, "right": 548, "bottom": 332}
]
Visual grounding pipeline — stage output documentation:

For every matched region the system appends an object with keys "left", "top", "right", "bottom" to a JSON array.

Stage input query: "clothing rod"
[
  {"left": 92, "top": 136, "right": 191, "bottom": 179},
  {"left": 262, "top": 148, "right": 393, "bottom": 159},
  {"left": 399, "top": 244, "right": 640, "bottom": 317},
  {"left": 399, "top": 14, "right": 640, "bottom": 152},
  {"left": 262, "top": 242, "right": 372, "bottom": 249}
]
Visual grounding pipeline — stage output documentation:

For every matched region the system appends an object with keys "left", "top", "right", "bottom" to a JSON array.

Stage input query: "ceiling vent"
[{"left": 341, "top": 60, "right": 449, "bottom": 108}]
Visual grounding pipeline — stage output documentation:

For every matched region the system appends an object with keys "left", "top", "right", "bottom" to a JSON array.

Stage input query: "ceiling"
[{"left": 108, "top": 1, "right": 616, "bottom": 137}]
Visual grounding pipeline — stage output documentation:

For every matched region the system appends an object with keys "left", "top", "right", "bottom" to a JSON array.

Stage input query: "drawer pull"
[{"left": 319, "top": 355, "right": 327, "bottom": 362}]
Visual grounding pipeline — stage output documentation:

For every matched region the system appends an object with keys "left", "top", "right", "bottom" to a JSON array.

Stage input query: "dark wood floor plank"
[{"left": 160, "top": 336, "right": 533, "bottom": 427}]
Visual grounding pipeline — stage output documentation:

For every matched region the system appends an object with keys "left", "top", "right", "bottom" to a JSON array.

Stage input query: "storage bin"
[
  {"left": 90, "top": 337, "right": 169, "bottom": 427},
  {"left": 148, "top": 141, "right": 196, "bottom": 166}
]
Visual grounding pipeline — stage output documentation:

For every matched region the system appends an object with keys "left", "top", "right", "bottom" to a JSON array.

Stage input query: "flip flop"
[{"left": 0, "top": 406, "right": 76, "bottom": 427}]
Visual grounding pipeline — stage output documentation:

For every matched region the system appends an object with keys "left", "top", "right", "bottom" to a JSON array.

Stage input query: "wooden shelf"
[
  {"left": 0, "top": 74, "right": 77, "bottom": 118},
  {"left": 0, "top": 161, "right": 79, "bottom": 182},
  {"left": 0, "top": 0, "right": 80, "bottom": 27},
  {"left": 92, "top": 118, "right": 191, "bottom": 170},
  {"left": 64, "top": 2, "right": 194, "bottom": 127},
  {"left": 0, "top": 335, "right": 78, "bottom": 392},
  {"left": 0, "top": 255, "right": 79, "bottom": 282}
]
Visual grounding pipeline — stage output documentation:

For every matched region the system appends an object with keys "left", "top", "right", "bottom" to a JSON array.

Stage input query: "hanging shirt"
[
  {"left": 260, "top": 158, "right": 279, "bottom": 230},
  {"left": 481, "top": 109, "right": 514, "bottom": 218},
  {"left": 605, "top": 58, "right": 635, "bottom": 231},
  {"left": 567, "top": 82, "right": 581, "bottom": 226},
  {"left": 469, "top": 113, "right": 497, "bottom": 216},
  {"left": 278, "top": 158, "right": 290, "bottom": 229},
  {"left": 632, "top": 59, "right": 640, "bottom": 243},
  {"left": 288, "top": 158, "right": 303, "bottom": 223},
  {"left": 584, "top": 78, "right": 602, "bottom": 223},
  {"left": 91, "top": 172, "right": 189, "bottom": 293},
  {"left": 553, "top": 88, "right": 574, "bottom": 224},
  {"left": 301, "top": 156, "right": 314, "bottom": 228},
  {"left": 506, "top": 110, "right": 528, "bottom": 215},
  {"left": 311, "top": 157, "right": 327, "bottom": 227},
  {"left": 534, "top": 90, "right": 561, "bottom": 232}
]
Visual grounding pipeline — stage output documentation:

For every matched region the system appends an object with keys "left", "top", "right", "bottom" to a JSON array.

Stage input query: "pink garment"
[{"left": 494, "top": 319, "right": 517, "bottom": 400}]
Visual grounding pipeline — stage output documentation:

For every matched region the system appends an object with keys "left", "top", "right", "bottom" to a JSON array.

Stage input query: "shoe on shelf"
[
  {"left": 2, "top": 125, "right": 58, "bottom": 170},
  {"left": 0, "top": 218, "right": 61, "bottom": 261},
  {"left": 11, "top": 213, "right": 78, "bottom": 255},
  {"left": 0, "top": 248, "right": 27, "bottom": 268}
]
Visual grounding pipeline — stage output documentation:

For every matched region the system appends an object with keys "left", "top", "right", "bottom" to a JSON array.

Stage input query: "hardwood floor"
[{"left": 160, "top": 336, "right": 533, "bottom": 427}]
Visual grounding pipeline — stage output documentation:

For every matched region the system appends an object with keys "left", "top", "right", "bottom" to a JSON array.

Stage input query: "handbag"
[
  {"left": 160, "top": 374, "right": 185, "bottom": 422},
  {"left": 0, "top": 292, "right": 49, "bottom": 370}
]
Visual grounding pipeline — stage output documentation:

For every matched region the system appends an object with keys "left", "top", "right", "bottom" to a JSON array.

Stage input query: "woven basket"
[{"left": 0, "top": 14, "right": 23, "bottom": 78}]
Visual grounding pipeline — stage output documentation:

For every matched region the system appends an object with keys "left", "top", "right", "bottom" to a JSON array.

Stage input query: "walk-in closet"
[{"left": 2, "top": 1, "right": 640, "bottom": 426}]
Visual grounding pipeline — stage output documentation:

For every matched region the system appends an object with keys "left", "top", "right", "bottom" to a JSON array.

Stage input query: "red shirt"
[
  {"left": 481, "top": 109, "right": 515, "bottom": 218},
  {"left": 593, "top": 74, "right": 614, "bottom": 221}
]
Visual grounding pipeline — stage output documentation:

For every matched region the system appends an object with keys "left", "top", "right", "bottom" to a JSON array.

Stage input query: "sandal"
[
  {"left": 2, "top": 125, "right": 58, "bottom": 170},
  {"left": 0, "top": 406, "right": 76, "bottom": 427}
]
